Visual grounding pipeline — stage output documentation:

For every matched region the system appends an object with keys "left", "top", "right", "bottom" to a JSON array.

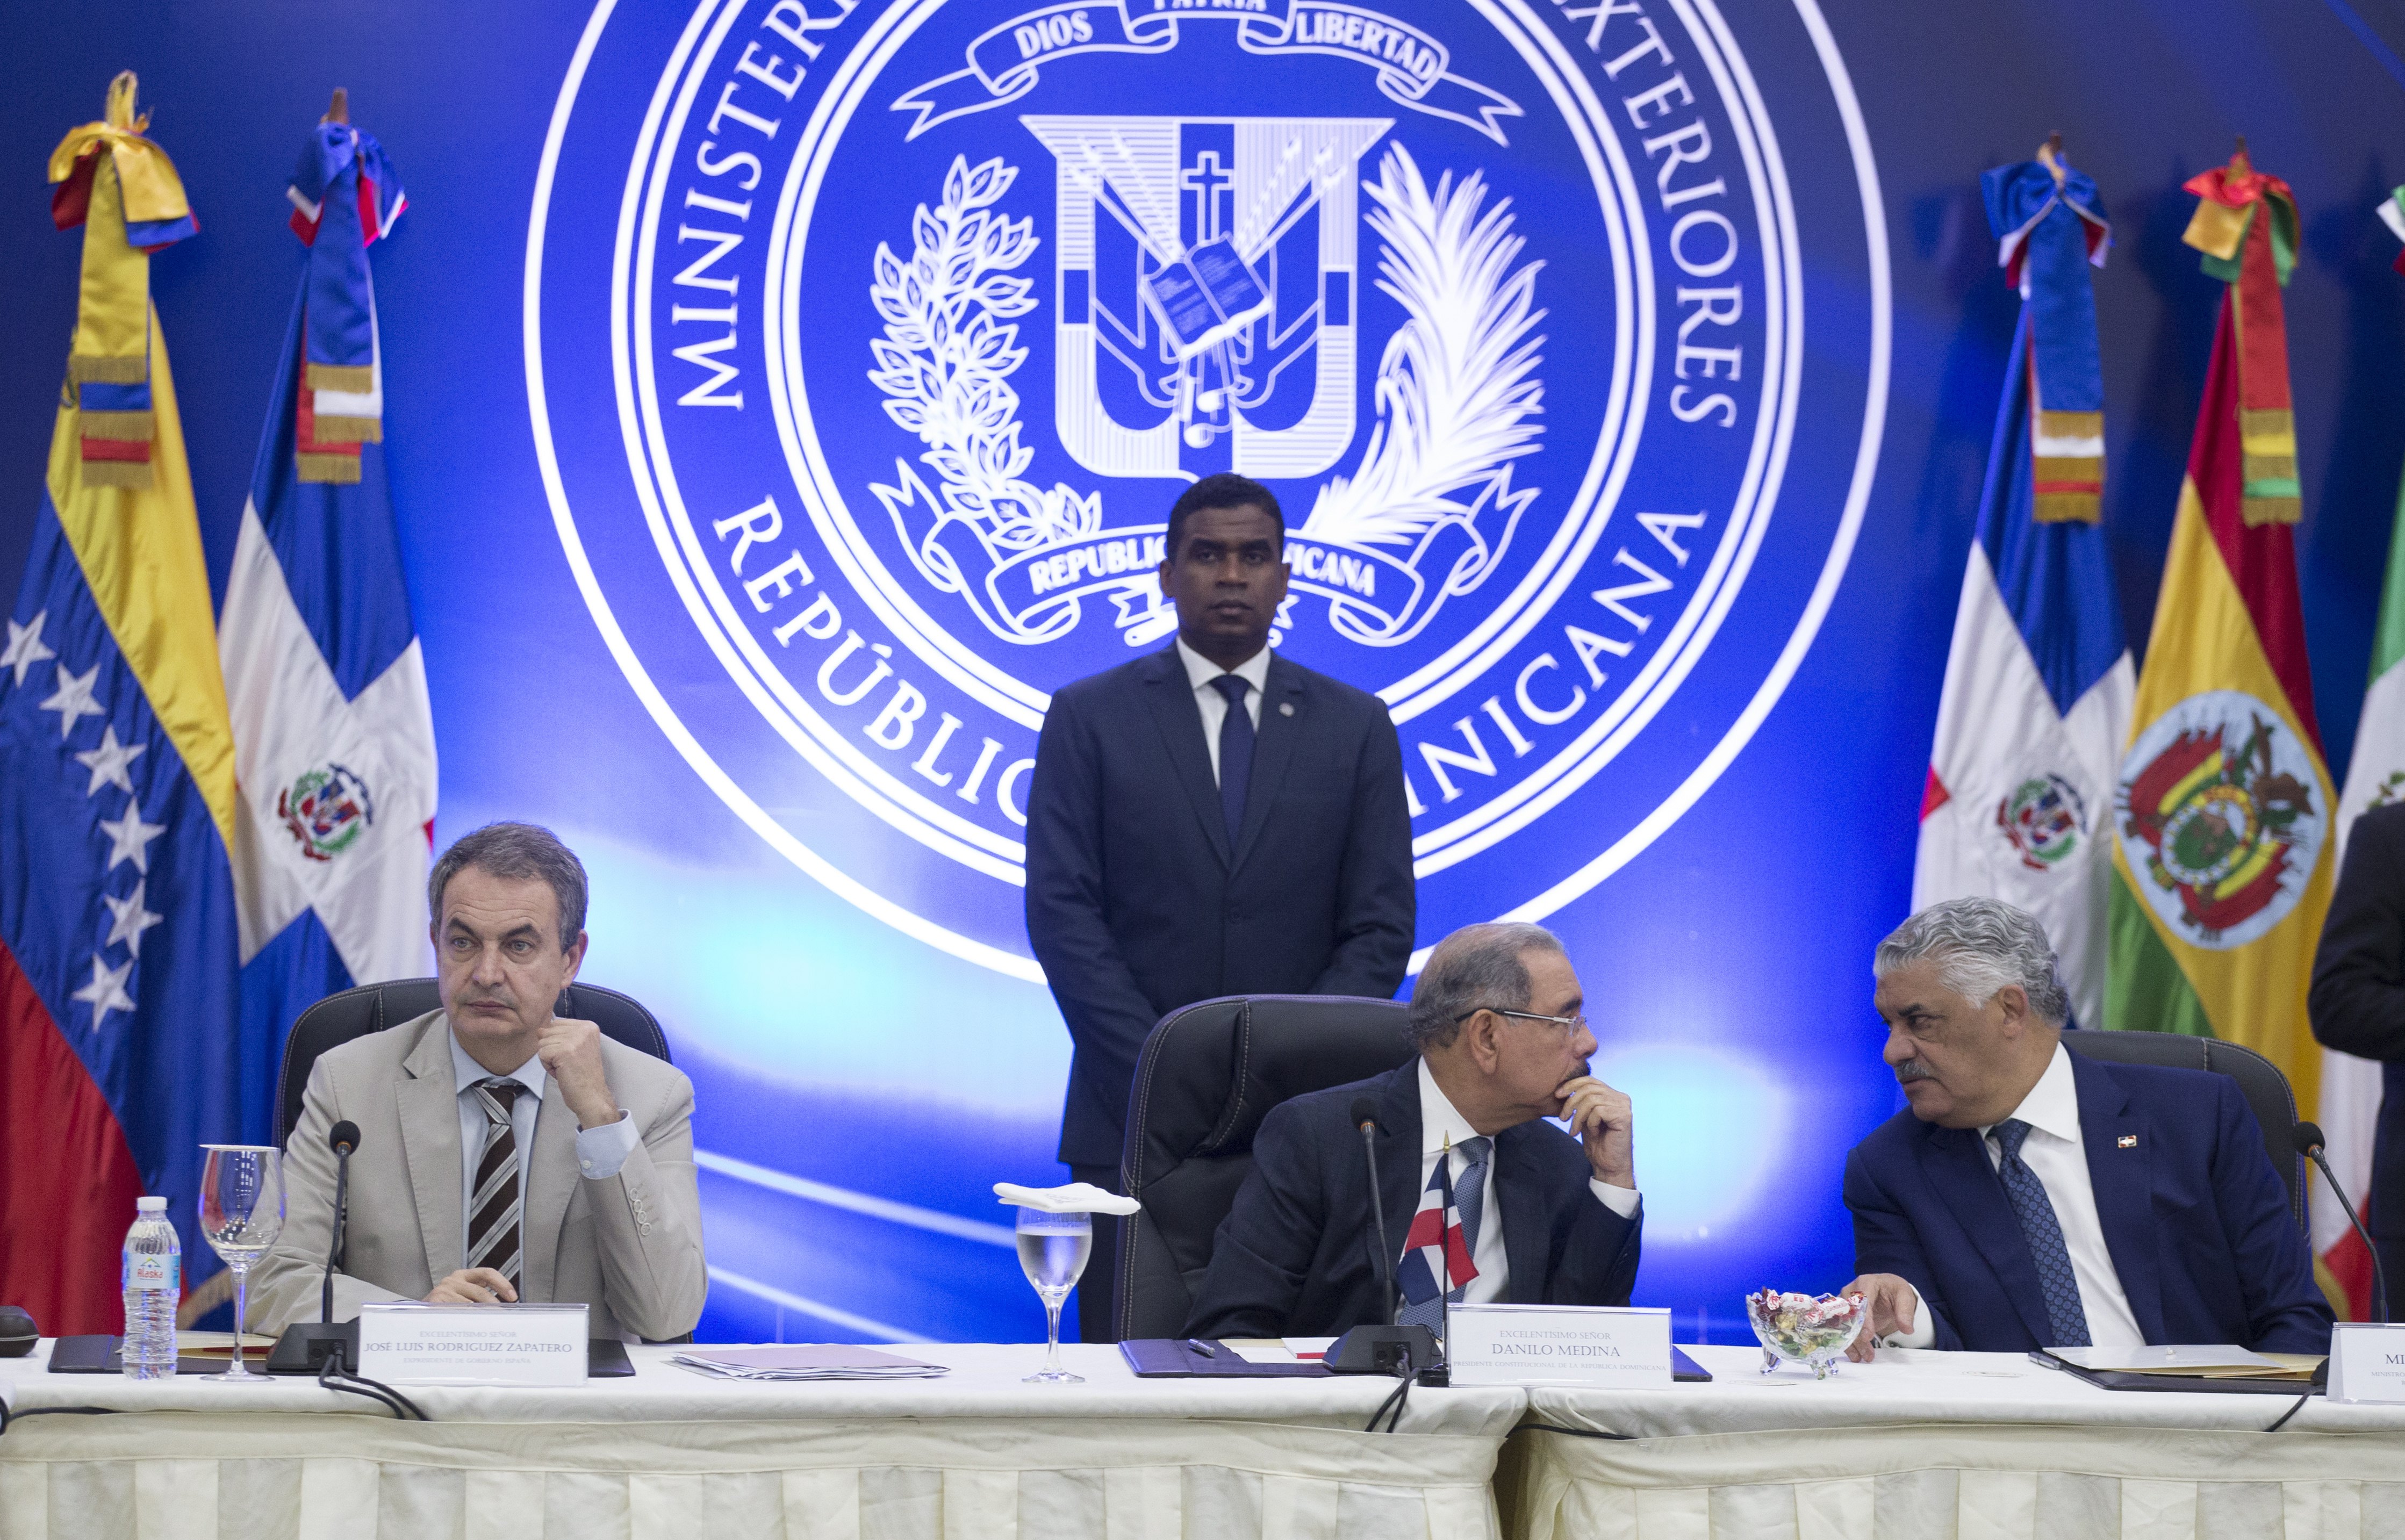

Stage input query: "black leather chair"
[
  {"left": 1114, "top": 994, "right": 1414, "bottom": 1340},
  {"left": 2065, "top": 1028, "right": 2305, "bottom": 1237},
  {"left": 275, "top": 978, "right": 673, "bottom": 1147}
]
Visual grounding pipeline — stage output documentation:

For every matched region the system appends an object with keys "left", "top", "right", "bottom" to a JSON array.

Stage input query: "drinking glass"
[
  {"left": 1016, "top": 1206, "right": 1091, "bottom": 1384},
  {"left": 198, "top": 1145, "right": 285, "bottom": 1381}
]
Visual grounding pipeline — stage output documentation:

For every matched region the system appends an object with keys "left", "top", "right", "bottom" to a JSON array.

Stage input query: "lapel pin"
[
  {"left": 2117, "top": 1135, "right": 2138, "bottom": 1149},
  {"left": 1279, "top": 701, "right": 1295, "bottom": 716}
]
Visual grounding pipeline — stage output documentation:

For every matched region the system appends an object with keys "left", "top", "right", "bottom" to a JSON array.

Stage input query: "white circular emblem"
[
  {"left": 526, "top": 0, "right": 1890, "bottom": 974},
  {"left": 2116, "top": 688, "right": 2327, "bottom": 951}
]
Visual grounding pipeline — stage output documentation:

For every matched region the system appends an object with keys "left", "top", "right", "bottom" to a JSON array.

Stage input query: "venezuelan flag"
[
  {"left": 2107, "top": 149, "right": 2330, "bottom": 1128},
  {"left": 0, "top": 74, "right": 240, "bottom": 1334}
]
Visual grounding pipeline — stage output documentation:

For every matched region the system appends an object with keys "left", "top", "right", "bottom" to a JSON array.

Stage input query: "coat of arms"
[
  {"left": 2117, "top": 691, "right": 2324, "bottom": 947},
  {"left": 867, "top": 118, "right": 1542, "bottom": 650}
]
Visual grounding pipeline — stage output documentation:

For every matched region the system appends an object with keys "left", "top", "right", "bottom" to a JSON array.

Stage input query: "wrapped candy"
[{"left": 1744, "top": 1287, "right": 1864, "bottom": 1379}]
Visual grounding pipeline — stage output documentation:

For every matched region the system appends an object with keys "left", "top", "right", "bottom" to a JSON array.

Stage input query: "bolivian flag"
[{"left": 2106, "top": 148, "right": 2328, "bottom": 1124}]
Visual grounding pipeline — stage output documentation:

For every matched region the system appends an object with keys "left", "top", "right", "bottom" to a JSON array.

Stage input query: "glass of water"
[
  {"left": 198, "top": 1145, "right": 284, "bottom": 1381},
  {"left": 1016, "top": 1206, "right": 1092, "bottom": 1384}
]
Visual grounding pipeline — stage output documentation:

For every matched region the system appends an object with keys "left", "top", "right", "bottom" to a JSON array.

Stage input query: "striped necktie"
[{"left": 467, "top": 1078, "right": 524, "bottom": 1289}]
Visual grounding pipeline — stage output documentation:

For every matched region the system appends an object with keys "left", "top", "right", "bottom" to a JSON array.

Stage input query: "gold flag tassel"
[{"left": 47, "top": 72, "right": 197, "bottom": 492}]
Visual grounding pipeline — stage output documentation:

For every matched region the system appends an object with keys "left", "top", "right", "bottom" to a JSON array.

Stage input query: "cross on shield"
[{"left": 1020, "top": 115, "right": 1389, "bottom": 483}]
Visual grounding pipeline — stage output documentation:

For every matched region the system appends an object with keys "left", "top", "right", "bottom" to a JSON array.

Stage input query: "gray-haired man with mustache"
[{"left": 1839, "top": 897, "right": 2327, "bottom": 1358}]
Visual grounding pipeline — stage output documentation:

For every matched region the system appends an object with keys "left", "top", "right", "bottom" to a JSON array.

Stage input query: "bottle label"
[{"left": 124, "top": 1254, "right": 179, "bottom": 1292}]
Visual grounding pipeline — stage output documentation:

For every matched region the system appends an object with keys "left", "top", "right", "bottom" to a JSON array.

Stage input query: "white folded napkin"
[{"left": 995, "top": 1181, "right": 1140, "bottom": 1215}]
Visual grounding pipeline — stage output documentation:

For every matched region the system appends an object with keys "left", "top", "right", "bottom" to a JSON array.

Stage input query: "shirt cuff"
[
  {"left": 575, "top": 1111, "right": 640, "bottom": 1179},
  {"left": 1885, "top": 1282, "right": 1937, "bottom": 1349},
  {"left": 1588, "top": 1179, "right": 1640, "bottom": 1219}
]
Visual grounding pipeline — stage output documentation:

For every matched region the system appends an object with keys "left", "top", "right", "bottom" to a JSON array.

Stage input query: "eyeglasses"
[{"left": 1455, "top": 1006, "right": 1588, "bottom": 1033}]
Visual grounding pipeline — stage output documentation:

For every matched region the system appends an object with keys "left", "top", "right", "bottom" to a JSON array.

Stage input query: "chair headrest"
[{"left": 1131, "top": 994, "right": 1411, "bottom": 1186}]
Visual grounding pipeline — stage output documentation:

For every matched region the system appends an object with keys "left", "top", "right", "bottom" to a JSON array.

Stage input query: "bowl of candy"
[{"left": 1743, "top": 1288, "right": 1864, "bottom": 1378}]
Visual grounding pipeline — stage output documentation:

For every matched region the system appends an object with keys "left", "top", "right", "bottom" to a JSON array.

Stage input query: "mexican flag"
[
  {"left": 2306, "top": 184, "right": 2405, "bottom": 1321},
  {"left": 2107, "top": 151, "right": 2331, "bottom": 1129}
]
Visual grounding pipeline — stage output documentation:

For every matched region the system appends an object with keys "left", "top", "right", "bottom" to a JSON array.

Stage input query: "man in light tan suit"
[{"left": 254, "top": 823, "right": 706, "bottom": 1341}]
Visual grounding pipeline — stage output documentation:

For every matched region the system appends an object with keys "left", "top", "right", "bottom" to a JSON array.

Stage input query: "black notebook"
[{"left": 1119, "top": 1338, "right": 1333, "bottom": 1378}]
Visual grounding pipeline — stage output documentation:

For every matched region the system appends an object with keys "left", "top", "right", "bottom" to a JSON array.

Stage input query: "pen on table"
[{"left": 1186, "top": 1338, "right": 1217, "bottom": 1358}]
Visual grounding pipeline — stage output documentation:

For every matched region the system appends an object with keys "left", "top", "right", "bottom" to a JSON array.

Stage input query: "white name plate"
[
  {"left": 356, "top": 1301, "right": 589, "bottom": 1386},
  {"left": 2327, "top": 1322, "right": 2405, "bottom": 1403},
  {"left": 1446, "top": 1304, "right": 1672, "bottom": 1386}
]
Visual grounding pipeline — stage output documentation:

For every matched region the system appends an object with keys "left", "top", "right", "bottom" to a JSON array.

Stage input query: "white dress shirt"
[
  {"left": 1176, "top": 637, "right": 1270, "bottom": 787},
  {"left": 1416, "top": 1059, "right": 1640, "bottom": 1305},
  {"left": 1889, "top": 1041, "right": 2144, "bottom": 1348},
  {"left": 448, "top": 1030, "right": 639, "bottom": 1266}
]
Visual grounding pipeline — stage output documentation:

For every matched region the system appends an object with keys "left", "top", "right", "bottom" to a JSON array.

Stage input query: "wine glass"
[
  {"left": 198, "top": 1145, "right": 284, "bottom": 1381},
  {"left": 1016, "top": 1207, "right": 1092, "bottom": 1384}
]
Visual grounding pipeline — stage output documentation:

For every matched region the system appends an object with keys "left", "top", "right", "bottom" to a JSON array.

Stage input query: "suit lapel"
[
  {"left": 1491, "top": 1126, "right": 1547, "bottom": 1305},
  {"left": 1368, "top": 1063, "right": 1422, "bottom": 1296},
  {"left": 1138, "top": 647, "right": 1231, "bottom": 867},
  {"left": 521, "top": 1071, "right": 580, "bottom": 1305},
  {"left": 396, "top": 1016, "right": 464, "bottom": 1282},
  {"left": 1230, "top": 656, "right": 1305, "bottom": 873},
  {"left": 1916, "top": 1121, "right": 2055, "bottom": 1346},
  {"left": 2074, "top": 1053, "right": 2164, "bottom": 1342}
]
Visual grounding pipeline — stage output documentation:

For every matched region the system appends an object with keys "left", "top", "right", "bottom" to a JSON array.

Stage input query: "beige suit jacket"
[{"left": 252, "top": 1009, "right": 707, "bottom": 1341}]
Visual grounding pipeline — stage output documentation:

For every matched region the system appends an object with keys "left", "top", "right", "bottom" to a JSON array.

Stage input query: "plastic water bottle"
[{"left": 120, "top": 1196, "right": 180, "bottom": 1380}]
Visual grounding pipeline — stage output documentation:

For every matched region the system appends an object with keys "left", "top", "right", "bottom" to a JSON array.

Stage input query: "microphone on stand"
[
  {"left": 1353, "top": 1099, "right": 1399, "bottom": 1326},
  {"left": 1327, "top": 1098, "right": 1440, "bottom": 1381},
  {"left": 2296, "top": 1121, "right": 2389, "bottom": 1325},
  {"left": 267, "top": 1121, "right": 365, "bottom": 1374}
]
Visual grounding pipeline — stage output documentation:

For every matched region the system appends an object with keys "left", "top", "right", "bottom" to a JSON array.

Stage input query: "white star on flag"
[
  {"left": 70, "top": 953, "right": 137, "bottom": 1026},
  {"left": 103, "top": 880, "right": 164, "bottom": 958},
  {"left": 1, "top": 611, "right": 55, "bottom": 688},
  {"left": 73, "top": 724, "right": 146, "bottom": 795},
  {"left": 38, "top": 663, "right": 104, "bottom": 739},
  {"left": 97, "top": 804, "right": 167, "bottom": 874}
]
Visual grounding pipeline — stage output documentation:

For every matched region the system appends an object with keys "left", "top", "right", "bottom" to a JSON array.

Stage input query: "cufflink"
[{"left": 2117, "top": 1135, "right": 2138, "bottom": 1148}]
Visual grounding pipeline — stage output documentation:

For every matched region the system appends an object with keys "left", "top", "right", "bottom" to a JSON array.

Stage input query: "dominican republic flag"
[
  {"left": 1, "top": 79, "right": 239, "bottom": 1335},
  {"left": 1396, "top": 1153, "right": 1476, "bottom": 1311},
  {"left": 1915, "top": 149, "right": 2132, "bottom": 1032},
  {"left": 219, "top": 113, "right": 434, "bottom": 1127}
]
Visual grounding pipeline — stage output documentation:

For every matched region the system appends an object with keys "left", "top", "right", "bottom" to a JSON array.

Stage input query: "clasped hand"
[
  {"left": 539, "top": 1015, "right": 622, "bottom": 1131},
  {"left": 1556, "top": 1075, "right": 1635, "bottom": 1189}
]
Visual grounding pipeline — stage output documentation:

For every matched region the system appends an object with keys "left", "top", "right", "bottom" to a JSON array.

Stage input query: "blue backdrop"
[{"left": 2, "top": 0, "right": 2401, "bottom": 1345}]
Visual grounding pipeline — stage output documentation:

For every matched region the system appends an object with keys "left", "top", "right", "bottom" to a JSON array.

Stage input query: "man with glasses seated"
[{"left": 1185, "top": 922, "right": 1643, "bottom": 1339}]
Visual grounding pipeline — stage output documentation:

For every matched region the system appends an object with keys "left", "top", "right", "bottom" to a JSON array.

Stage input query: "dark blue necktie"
[
  {"left": 1210, "top": 674, "right": 1254, "bottom": 846},
  {"left": 1992, "top": 1119, "right": 2091, "bottom": 1348}
]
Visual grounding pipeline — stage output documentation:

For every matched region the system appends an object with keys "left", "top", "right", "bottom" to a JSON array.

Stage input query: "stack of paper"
[{"left": 670, "top": 1345, "right": 950, "bottom": 1381}]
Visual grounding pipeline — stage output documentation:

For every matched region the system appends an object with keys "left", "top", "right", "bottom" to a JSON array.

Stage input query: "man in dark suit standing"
[
  {"left": 2309, "top": 802, "right": 2405, "bottom": 1300},
  {"left": 1185, "top": 922, "right": 1642, "bottom": 1338},
  {"left": 1845, "top": 898, "right": 2331, "bottom": 1357},
  {"left": 1026, "top": 473, "right": 1416, "bottom": 1340}
]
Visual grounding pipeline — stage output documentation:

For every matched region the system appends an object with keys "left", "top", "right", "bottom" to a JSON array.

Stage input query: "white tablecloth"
[
  {"left": 1499, "top": 1344, "right": 2405, "bottom": 1540},
  {"left": 0, "top": 1342, "right": 1521, "bottom": 1540}
]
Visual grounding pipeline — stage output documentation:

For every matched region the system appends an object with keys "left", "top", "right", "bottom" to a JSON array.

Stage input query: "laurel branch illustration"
[
  {"left": 868, "top": 155, "right": 1101, "bottom": 643},
  {"left": 1302, "top": 144, "right": 1544, "bottom": 644}
]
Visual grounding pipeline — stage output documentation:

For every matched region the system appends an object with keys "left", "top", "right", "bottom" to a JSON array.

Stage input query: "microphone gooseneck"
[
  {"left": 324, "top": 1122, "right": 362, "bottom": 1333},
  {"left": 1352, "top": 1098, "right": 1399, "bottom": 1327},
  {"left": 2295, "top": 1121, "right": 2389, "bottom": 1326}
]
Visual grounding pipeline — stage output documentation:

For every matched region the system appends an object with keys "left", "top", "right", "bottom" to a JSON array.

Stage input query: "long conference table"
[{"left": 6, "top": 1340, "right": 2405, "bottom": 1540}]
